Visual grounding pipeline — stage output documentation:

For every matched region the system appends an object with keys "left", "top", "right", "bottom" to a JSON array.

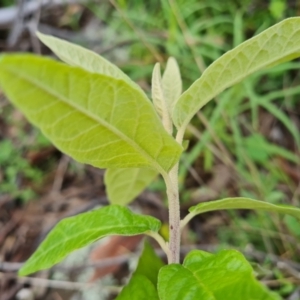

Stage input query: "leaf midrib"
[{"left": 5, "top": 63, "right": 165, "bottom": 174}]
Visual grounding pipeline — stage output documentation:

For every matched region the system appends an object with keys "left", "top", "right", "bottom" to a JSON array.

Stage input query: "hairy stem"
[
  {"left": 164, "top": 163, "right": 180, "bottom": 263},
  {"left": 160, "top": 127, "right": 185, "bottom": 263}
]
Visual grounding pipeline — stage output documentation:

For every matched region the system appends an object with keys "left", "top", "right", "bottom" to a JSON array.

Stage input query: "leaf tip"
[{"left": 18, "top": 265, "right": 30, "bottom": 277}]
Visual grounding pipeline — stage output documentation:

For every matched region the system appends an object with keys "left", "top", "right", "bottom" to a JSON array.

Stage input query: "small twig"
[
  {"left": 3, "top": 243, "right": 299, "bottom": 279},
  {"left": 0, "top": 219, "right": 20, "bottom": 244},
  {"left": 0, "top": 249, "right": 166, "bottom": 274},
  {"left": 1, "top": 282, "right": 23, "bottom": 300},
  {"left": 27, "top": 6, "right": 42, "bottom": 54},
  {"left": 51, "top": 155, "right": 70, "bottom": 194},
  {"left": 277, "top": 261, "right": 300, "bottom": 280},
  {"left": 0, "top": 272, "right": 90, "bottom": 290},
  {"left": 7, "top": 0, "right": 25, "bottom": 48},
  {"left": 0, "top": 262, "right": 24, "bottom": 272},
  {"left": 0, "top": 0, "right": 85, "bottom": 28}
]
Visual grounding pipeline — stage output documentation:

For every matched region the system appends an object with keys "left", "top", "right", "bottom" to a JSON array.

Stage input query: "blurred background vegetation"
[{"left": 0, "top": 0, "right": 300, "bottom": 299}]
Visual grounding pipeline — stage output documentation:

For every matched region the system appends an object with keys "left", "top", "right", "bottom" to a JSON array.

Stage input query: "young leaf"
[
  {"left": 105, "top": 168, "right": 157, "bottom": 206},
  {"left": 117, "top": 241, "right": 164, "bottom": 299},
  {"left": 162, "top": 57, "right": 182, "bottom": 108},
  {"left": 18, "top": 205, "right": 161, "bottom": 276},
  {"left": 0, "top": 55, "right": 182, "bottom": 173},
  {"left": 151, "top": 63, "right": 172, "bottom": 134},
  {"left": 36, "top": 32, "right": 140, "bottom": 90},
  {"left": 182, "top": 197, "right": 300, "bottom": 228},
  {"left": 151, "top": 63, "right": 166, "bottom": 117},
  {"left": 173, "top": 17, "right": 300, "bottom": 130},
  {"left": 158, "top": 250, "right": 281, "bottom": 300}
]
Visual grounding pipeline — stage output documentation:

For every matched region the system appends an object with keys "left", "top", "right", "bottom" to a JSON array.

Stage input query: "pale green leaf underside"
[
  {"left": 105, "top": 168, "right": 158, "bottom": 205},
  {"left": 36, "top": 32, "right": 142, "bottom": 91},
  {"left": 188, "top": 197, "right": 300, "bottom": 220},
  {"left": 158, "top": 250, "right": 280, "bottom": 300},
  {"left": 162, "top": 57, "right": 182, "bottom": 109},
  {"left": 151, "top": 63, "right": 165, "bottom": 117},
  {"left": 19, "top": 205, "right": 161, "bottom": 276},
  {"left": 173, "top": 17, "right": 300, "bottom": 129},
  {"left": 0, "top": 55, "right": 182, "bottom": 172}
]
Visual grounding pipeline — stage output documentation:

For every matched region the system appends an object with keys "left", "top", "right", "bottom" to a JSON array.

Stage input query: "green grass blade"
[
  {"left": 19, "top": 205, "right": 161, "bottom": 276},
  {"left": 173, "top": 17, "right": 300, "bottom": 131},
  {"left": 259, "top": 100, "right": 300, "bottom": 146},
  {"left": 0, "top": 55, "right": 182, "bottom": 173},
  {"left": 105, "top": 168, "right": 158, "bottom": 205}
]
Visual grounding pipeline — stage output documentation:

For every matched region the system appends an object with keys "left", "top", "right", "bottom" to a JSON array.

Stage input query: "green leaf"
[
  {"left": 151, "top": 62, "right": 173, "bottom": 134},
  {"left": 173, "top": 17, "right": 300, "bottom": 130},
  {"left": 151, "top": 63, "right": 166, "bottom": 118},
  {"left": 134, "top": 241, "right": 164, "bottom": 286},
  {"left": 105, "top": 168, "right": 158, "bottom": 205},
  {"left": 36, "top": 32, "right": 139, "bottom": 89},
  {"left": 117, "top": 241, "right": 164, "bottom": 299},
  {"left": 158, "top": 250, "right": 281, "bottom": 300},
  {"left": 158, "top": 264, "right": 215, "bottom": 300},
  {"left": 117, "top": 275, "right": 159, "bottom": 300},
  {"left": 162, "top": 57, "right": 182, "bottom": 108},
  {"left": 0, "top": 55, "right": 182, "bottom": 173},
  {"left": 19, "top": 205, "right": 161, "bottom": 276},
  {"left": 188, "top": 197, "right": 300, "bottom": 218}
]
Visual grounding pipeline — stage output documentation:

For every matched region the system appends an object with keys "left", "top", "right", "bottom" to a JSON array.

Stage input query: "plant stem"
[
  {"left": 161, "top": 126, "right": 185, "bottom": 264},
  {"left": 180, "top": 212, "right": 195, "bottom": 232},
  {"left": 146, "top": 231, "right": 170, "bottom": 257},
  {"left": 164, "top": 163, "right": 181, "bottom": 264}
]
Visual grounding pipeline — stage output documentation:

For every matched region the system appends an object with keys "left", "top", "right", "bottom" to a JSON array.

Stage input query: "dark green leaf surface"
[
  {"left": 158, "top": 250, "right": 281, "bottom": 300},
  {"left": 19, "top": 205, "right": 161, "bottom": 276},
  {"left": 117, "top": 241, "right": 164, "bottom": 299},
  {"left": 0, "top": 55, "right": 182, "bottom": 173},
  {"left": 134, "top": 241, "right": 164, "bottom": 286},
  {"left": 158, "top": 264, "right": 214, "bottom": 300}
]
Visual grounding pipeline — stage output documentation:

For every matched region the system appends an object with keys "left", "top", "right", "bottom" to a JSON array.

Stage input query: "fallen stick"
[{"left": 0, "top": 0, "right": 84, "bottom": 28}]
